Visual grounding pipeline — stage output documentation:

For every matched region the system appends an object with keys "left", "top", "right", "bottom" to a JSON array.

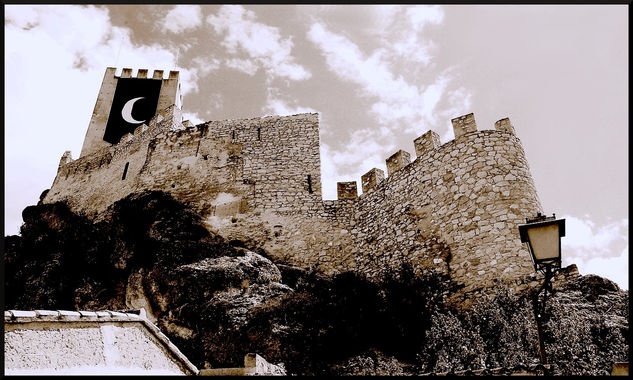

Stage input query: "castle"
[{"left": 43, "top": 67, "right": 544, "bottom": 292}]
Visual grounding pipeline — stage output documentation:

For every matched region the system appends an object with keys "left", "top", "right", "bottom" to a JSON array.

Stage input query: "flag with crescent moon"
[{"left": 103, "top": 78, "right": 162, "bottom": 144}]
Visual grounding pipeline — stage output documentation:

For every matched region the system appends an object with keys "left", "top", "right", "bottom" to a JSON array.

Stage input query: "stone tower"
[{"left": 80, "top": 67, "right": 182, "bottom": 158}]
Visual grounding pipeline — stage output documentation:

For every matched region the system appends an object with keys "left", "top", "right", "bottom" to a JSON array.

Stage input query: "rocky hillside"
[{"left": 4, "top": 191, "right": 628, "bottom": 375}]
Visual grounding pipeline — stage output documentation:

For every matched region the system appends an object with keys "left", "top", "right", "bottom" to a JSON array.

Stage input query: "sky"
[{"left": 4, "top": 5, "right": 628, "bottom": 290}]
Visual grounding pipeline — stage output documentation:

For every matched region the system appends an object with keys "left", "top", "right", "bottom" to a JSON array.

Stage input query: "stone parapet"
[
  {"left": 337, "top": 181, "right": 358, "bottom": 199},
  {"left": 451, "top": 113, "right": 477, "bottom": 139},
  {"left": 494, "top": 117, "right": 516, "bottom": 135},
  {"left": 386, "top": 150, "right": 411, "bottom": 176},
  {"left": 414, "top": 130, "right": 440, "bottom": 158},
  {"left": 361, "top": 168, "right": 384, "bottom": 194}
]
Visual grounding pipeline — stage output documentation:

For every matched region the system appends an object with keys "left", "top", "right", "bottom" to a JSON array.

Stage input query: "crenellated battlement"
[
  {"left": 414, "top": 130, "right": 441, "bottom": 158},
  {"left": 43, "top": 68, "right": 542, "bottom": 293},
  {"left": 494, "top": 117, "right": 516, "bottom": 134},
  {"left": 361, "top": 168, "right": 384, "bottom": 193},
  {"left": 385, "top": 149, "right": 412, "bottom": 177},
  {"left": 451, "top": 112, "right": 478, "bottom": 139},
  {"left": 337, "top": 181, "right": 358, "bottom": 199},
  {"left": 115, "top": 67, "right": 180, "bottom": 80},
  {"left": 339, "top": 114, "right": 518, "bottom": 200}
]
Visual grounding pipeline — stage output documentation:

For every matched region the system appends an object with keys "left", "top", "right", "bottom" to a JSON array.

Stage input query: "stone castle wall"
[
  {"left": 340, "top": 126, "right": 542, "bottom": 288},
  {"left": 43, "top": 106, "right": 543, "bottom": 292}
]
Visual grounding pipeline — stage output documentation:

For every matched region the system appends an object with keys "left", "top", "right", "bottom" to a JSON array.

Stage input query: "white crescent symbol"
[{"left": 121, "top": 97, "right": 146, "bottom": 124}]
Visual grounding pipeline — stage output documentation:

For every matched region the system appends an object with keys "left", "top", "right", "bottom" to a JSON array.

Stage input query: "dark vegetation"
[
  {"left": 217, "top": 266, "right": 450, "bottom": 375},
  {"left": 4, "top": 191, "right": 629, "bottom": 375},
  {"left": 5, "top": 191, "right": 237, "bottom": 310}
]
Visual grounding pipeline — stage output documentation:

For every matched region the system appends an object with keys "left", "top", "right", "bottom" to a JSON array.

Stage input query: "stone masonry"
[{"left": 43, "top": 68, "right": 544, "bottom": 293}]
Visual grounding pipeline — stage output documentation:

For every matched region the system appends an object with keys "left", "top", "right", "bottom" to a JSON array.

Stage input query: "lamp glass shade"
[{"left": 526, "top": 223, "right": 561, "bottom": 261}]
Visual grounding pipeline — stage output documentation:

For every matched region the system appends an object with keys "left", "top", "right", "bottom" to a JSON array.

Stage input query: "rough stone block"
[
  {"left": 451, "top": 113, "right": 477, "bottom": 139},
  {"left": 137, "top": 69, "right": 148, "bottom": 78},
  {"left": 414, "top": 130, "right": 440, "bottom": 158},
  {"left": 361, "top": 168, "right": 385, "bottom": 193},
  {"left": 153, "top": 70, "right": 164, "bottom": 79},
  {"left": 121, "top": 68, "right": 132, "bottom": 78},
  {"left": 494, "top": 117, "right": 516, "bottom": 135},
  {"left": 337, "top": 181, "right": 358, "bottom": 199},
  {"left": 386, "top": 150, "right": 411, "bottom": 176},
  {"left": 59, "top": 151, "right": 73, "bottom": 168}
]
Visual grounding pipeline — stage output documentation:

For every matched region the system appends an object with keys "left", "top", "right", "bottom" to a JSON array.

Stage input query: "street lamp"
[{"left": 518, "top": 212, "right": 566, "bottom": 365}]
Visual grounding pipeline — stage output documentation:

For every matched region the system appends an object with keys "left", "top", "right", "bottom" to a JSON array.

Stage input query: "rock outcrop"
[{"left": 4, "top": 191, "right": 628, "bottom": 375}]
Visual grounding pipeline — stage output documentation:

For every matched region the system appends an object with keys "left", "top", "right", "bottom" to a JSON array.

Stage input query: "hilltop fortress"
[{"left": 43, "top": 68, "right": 544, "bottom": 292}]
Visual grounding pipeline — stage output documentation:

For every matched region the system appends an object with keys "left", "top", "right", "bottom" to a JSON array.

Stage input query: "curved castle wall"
[{"left": 337, "top": 114, "right": 543, "bottom": 291}]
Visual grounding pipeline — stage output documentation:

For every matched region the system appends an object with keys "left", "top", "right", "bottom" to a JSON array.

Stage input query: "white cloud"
[
  {"left": 179, "top": 56, "right": 221, "bottom": 94},
  {"left": 262, "top": 88, "right": 316, "bottom": 116},
  {"left": 191, "top": 56, "right": 221, "bottom": 76},
  {"left": 308, "top": 14, "right": 473, "bottom": 196},
  {"left": 368, "top": 5, "right": 443, "bottom": 65},
  {"left": 561, "top": 215, "right": 628, "bottom": 290},
  {"left": 330, "top": 129, "right": 393, "bottom": 175},
  {"left": 182, "top": 112, "right": 204, "bottom": 125},
  {"left": 161, "top": 5, "right": 202, "bottom": 34},
  {"left": 225, "top": 58, "right": 259, "bottom": 76},
  {"left": 307, "top": 21, "right": 470, "bottom": 141},
  {"left": 206, "top": 5, "right": 311, "bottom": 81},
  {"left": 579, "top": 248, "right": 628, "bottom": 291},
  {"left": 406, "top": 5, "right": 444, "bottom": 27},
  {"left": 319, "top": 143, "right": 340, "bottom": 200},
  {"left": 4, "top": 5, "right": 183, "bottom": 235}
]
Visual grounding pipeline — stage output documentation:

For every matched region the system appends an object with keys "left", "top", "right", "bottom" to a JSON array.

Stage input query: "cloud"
[
  {"left": 4, "top": 5, "right": 183, "bottom": 235},
  {"left": 320, "top": 130, "right": 393, "bottom": 200},
  {"left": 579, "top": 248, "right": 628, "bottom": 290},
  {"left": 307, "top": 13, "right": 471, "bottom": 196},
  {"left": 161, "top": 5, "right": 203, "bottom": 34},
  {"left": 319, "top": 143, "right": 341, "bottom": 200},
  {"left": 179, "top": 56, "right": 221, "bottom": 94},
  {"left": 191, "top": 56, "right": 221, "bottom": 76},
  {"left": 369, "top": 5, "right": 444, "bottom": 65},
  {"left": 307, "top": 22, "right": 461, "bottom": 133},
  {"left": 182, "top": 112, "right": 205, "bottom": 125},
  {"left": 225, "top": 58, "right": 259, "bottom": 76},
  {"left": 330, "top": 129, "right": 394, "bottom": 174},
  {"left": 262, "top": 88, "right": 317, "bottom": 116},
  {"left": 176, "top": 57, "right": 220, "bottom": 95},
  {"left": 206, "top": 5, "right": 310, "bottom": 81},
  {"left": 561, "top": 215, "right": 628, "bottom": 289}
]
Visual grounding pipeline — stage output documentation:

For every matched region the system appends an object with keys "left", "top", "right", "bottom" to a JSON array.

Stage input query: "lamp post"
[{"left": 518, "top": 213, "right": 566, "bottom": 365}]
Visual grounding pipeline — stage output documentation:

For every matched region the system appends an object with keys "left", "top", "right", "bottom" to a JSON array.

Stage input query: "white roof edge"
[{"left": 5, "top": 309, "right": 200, "bottom": 376}]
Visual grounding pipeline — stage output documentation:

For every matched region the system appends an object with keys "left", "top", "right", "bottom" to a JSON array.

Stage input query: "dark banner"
[{"left": 103, "top": 77, "right": 162, "bottom": 144}]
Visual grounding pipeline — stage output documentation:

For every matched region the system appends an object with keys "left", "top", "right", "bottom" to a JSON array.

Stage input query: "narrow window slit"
[
  {"left": 122, "top": 162, "right": 129, "bottom": 180},
  {"left": 307, "top": 174, "right": 313, "bottom": 193},
  {"left": 257, "top": 128, "right": 261, "bottom": 141}
]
